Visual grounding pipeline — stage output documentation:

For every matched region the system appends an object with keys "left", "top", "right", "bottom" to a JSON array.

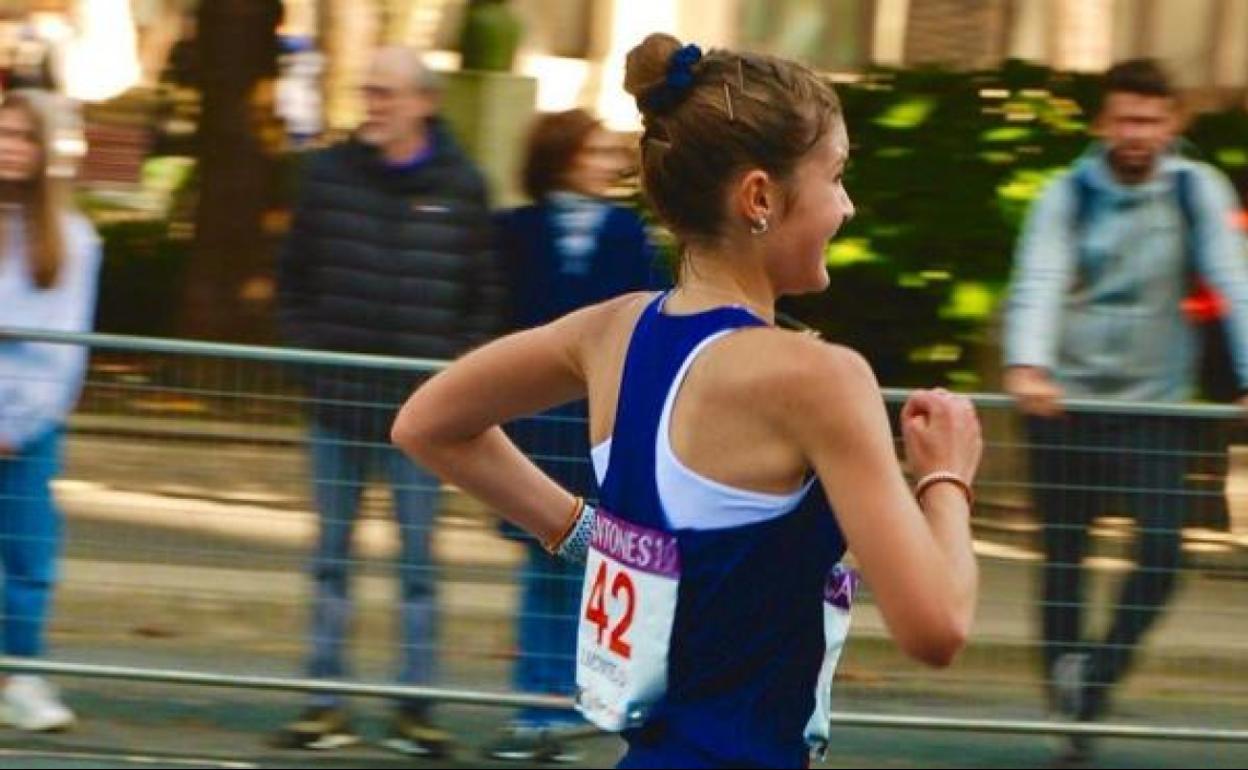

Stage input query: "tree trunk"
[{"left": 184, "top": 0, "right": 281, "bottom": 341}]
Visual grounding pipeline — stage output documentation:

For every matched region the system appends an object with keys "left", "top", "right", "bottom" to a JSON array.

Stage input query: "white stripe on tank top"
[{"left": 590, "top": 329, "right": 814, "bottom": 531}]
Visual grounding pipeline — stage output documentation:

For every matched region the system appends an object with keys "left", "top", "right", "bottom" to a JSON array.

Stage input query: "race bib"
[
  {"left": 575, "top": 510, "right": 681, "bottom": 731},
  {"left": 804, "top": 564, "right": 859, "bottom": 758}
]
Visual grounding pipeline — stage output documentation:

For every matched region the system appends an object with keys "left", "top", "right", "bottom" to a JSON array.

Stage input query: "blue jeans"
[
  {"left": 305, "top": 423, "right": 441, "bottom": 711},
  {"left": 0, "top": 429, "right": 64, "bottom": 657},
  {"left": 512, "top": 540, "right": 583, "bottom": 727}
]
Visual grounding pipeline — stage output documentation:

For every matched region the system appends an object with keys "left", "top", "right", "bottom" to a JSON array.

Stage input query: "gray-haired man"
[{"left": 274, "top": 46, "right": 504, "bottom": 757}]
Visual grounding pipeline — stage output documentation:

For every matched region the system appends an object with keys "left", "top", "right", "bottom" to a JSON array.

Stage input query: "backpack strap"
[
  {"left": 1069, "top": 165, "right": 1097, "bottom": 234},
  {"left": 1173, "top": 167, "right": 1200, "bottom": 278}
]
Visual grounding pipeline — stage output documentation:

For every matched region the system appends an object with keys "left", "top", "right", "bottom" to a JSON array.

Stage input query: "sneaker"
[
  {"left": 381, "top": 710, "right": 453, "bottom": 758},
  {"left": 0, "top": 675, "right": 75, "bottom": 732},
  {"left": 1052, "top": 652, "right": 1090, "bottom": 719},
  {"left": 484, "top": 725, "right": 548, "bottom": 762},
  {"left": 1056, "top": 732, "right": 1094, "bottom": 766},
  {"left": 484, "top": 724, "right": 585, "bottom": 764},
  {"left": 269, "top": 706, "right": 358, "bottom": 750},
  {"left": 1050, "top": 653, "right": 1096, "bottom": 764},
  {"left": 544, "top": 734, "right": 586, "bottom": 764}
]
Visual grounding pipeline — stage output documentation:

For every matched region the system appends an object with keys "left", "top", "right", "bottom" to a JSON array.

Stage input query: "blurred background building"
[
  {"left": 274, "top": 0, "right": 1248, "bottom": 129},
  {"left": 5, "top": 1, "right": 1248, "bottom": 128},
  {"left": 0, "top": 0, "right": 1245, "bottom": 366}
]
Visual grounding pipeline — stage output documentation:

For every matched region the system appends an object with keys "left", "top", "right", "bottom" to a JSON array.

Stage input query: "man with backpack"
[{"left": 1002, "top": 59, "right": 1248, "bottom": 762}]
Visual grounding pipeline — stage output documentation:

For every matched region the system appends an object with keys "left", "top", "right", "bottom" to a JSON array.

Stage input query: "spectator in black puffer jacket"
[{"left": 272, "top": 44, "right": 503, "bottom": 758}]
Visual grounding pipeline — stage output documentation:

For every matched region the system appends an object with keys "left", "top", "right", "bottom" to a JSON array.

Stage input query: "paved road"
[{"left": 1, "top": 428, "right": 1243, "bottom": 768}]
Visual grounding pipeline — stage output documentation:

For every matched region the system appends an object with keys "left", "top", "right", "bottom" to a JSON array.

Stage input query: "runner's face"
[{"left": 766, "top": 122, "right": 853, "bottom": 296}]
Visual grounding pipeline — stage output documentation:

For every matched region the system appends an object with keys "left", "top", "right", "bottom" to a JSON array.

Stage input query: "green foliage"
[{"left": 783, "top": 60, "right": 1247, "bottom": 388}]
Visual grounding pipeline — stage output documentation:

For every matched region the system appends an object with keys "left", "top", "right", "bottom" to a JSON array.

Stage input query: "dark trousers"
[{"left": 1026, "top": 413, "right": 1188, "bottom": 718}]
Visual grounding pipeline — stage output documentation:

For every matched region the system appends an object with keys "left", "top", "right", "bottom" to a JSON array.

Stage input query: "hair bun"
[{"left": 624, "top": 33, "right": 684, "bottom": 115}]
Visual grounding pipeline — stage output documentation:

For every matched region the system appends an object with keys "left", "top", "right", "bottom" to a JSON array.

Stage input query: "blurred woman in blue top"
[
  {"left": 488, "top": 108, "right": 666, "bottom": 762},
  {"left": 0, "top": 91, "right": 100, "bottom": 733}
]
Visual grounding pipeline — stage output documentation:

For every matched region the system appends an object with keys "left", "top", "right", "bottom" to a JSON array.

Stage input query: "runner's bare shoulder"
[{"left": 711, "top": 327, "right": 880, "bottom": 413}]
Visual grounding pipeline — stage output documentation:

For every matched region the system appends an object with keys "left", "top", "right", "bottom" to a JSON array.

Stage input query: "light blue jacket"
[
  {"left": 0, "top": 210, "right": 101, "bottom": 449},
  {"left": 1003, "top": 146, "right": 1248, "bottom": 402}
]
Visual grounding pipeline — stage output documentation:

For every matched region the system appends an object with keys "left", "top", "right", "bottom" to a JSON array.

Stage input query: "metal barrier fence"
[{"left": 0, "top": 328, "right": 1245, "bottom": 750}]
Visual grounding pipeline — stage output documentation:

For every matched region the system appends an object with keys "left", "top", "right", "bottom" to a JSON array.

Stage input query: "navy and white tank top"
[{"left": 574, "top": 293, "right": 851, "bottom": 768}]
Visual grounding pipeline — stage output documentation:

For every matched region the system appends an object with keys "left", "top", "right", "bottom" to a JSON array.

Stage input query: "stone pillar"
[{"left": 440, "top": 69, "right": 538, "bottom": 207}]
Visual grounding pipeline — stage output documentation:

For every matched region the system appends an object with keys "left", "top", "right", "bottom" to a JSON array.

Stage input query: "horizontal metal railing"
[{"left": 0, "top": 327, "right": 1244, "bottom": 747}]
